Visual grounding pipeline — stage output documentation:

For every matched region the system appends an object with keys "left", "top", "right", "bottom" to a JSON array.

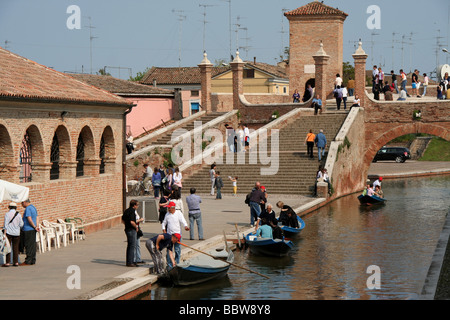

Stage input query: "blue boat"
[
  {"left": 167, "top": 249, "right": 234, "bottom": 286},
  {"left": 281, "top": 216, "right": 305, "bottom": 238},
  {"left": 245, "top": 233, "right": 294, "bottom": 257},
  {"left": 358, "top": 194, "right": 386, "bottom": 205}
]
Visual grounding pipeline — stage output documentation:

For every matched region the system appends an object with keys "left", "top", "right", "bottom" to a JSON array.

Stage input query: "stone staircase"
[
  {"left": 151, "top": 112, "right": 227, "bottom": 146},
  {"left": 182, "top": 112, "right": 348, "bottom": 196}
]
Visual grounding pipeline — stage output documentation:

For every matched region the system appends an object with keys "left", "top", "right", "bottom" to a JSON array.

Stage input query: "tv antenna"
[
  {"left": 407, "top": 32, "right": 418, "bottom": 72},
  {"left": 239, "top": 26, "right": 252, "bottom": 60},
  {"left": 4, "top": 40, "right": 10, "bottom": 50},
  {"left": 199, "top": 4, "right": 217, "bottom": 53},
  {"left": 84, "top": 17, "right": 98, "bottom": 74},
  {"left": 234, "top": 16, "right": 246, "bottom": 56},
  {"left": 370, "top": 31, "right": 379, "bottom": 66},
  {"left": 280, "top": 8, "right": 289, "bottom": 60},
  {"left": 220, "top": 0, "right": 233, "bottom": 61},
  {"left": 172, "top": 9, "right": 187, "bottom": 67}
]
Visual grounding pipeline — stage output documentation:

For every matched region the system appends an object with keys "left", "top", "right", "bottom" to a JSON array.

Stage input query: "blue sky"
[{"left": 0, "top": 0, "right": 449, "bottom": 79}]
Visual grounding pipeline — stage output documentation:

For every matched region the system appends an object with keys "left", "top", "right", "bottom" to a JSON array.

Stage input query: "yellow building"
[{"left": 212, "top": 61, "right": 289, "bottom": 94}]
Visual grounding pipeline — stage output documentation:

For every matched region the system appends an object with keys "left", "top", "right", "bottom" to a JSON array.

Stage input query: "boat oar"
[{"left": 178, "top": 242, "right": 270, "bottom": 279}]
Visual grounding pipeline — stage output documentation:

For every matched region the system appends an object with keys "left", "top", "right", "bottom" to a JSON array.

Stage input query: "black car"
[{"left": 372, "top": 147, "right": 411, "bottom": 163}]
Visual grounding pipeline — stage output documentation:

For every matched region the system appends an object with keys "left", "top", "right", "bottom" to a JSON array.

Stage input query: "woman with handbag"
[{"left": 2, "top": 202, "right": 23, "bottom": 267}]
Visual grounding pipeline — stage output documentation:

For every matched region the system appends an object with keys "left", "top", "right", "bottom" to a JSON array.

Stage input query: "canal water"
[{"left": 150, "top": 175, "right": 450, "bottom": 300}]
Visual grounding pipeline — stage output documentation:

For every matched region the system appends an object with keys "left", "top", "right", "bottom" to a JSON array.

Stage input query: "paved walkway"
[{"left": 1, "top": 161, "right": 449, "bottom": 300}]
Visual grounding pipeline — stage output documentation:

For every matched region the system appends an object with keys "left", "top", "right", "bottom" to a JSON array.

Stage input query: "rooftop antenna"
[
  {"left": 407, "top": 32, "right": 418, "bottom": 73},
  {"left": 400, "top": 34, "right": 412, "bottom": 71},
  {"left": 434, "top": 29, "right": 446, "bottom": 75},
  {"left": 84, "top": 17, "right": 98, "bottom": 74},
  {"left": 172, "top": 9, "right": 187, "bottom": 67},
  {"left": 234, "top": 16, "right": 245, "bottom": 55},
  {"left": 220, "top": 0, "right": 233, "bottom": 61},
  {"left": 239, "top": 26, "right": 251, "bottom": 60},
  {"left": 280, "top": 8, "right": 289, "bottom": 60},
  {"left": 199, "top": 4, "right": 217, "bottom": 53},
  {"left": 370, "top": 31, "right": 379, "bottom": 66},
  {"left": 391, "top": 32, "right": 399, "bottom": 71}
]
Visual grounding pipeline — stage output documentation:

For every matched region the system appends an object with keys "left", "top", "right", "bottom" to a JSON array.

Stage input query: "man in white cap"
[
  {"left": 2, "top": 202, "right": 23, "bottom": 267},
  {"left": 161, "top": 202, "right": 189, "bottom": 267}
]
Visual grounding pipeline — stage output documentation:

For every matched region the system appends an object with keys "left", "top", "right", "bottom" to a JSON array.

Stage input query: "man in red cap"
[
  {"left": 161, "top": 201, "right": 189, "bottom": 267},
  {"left": 373, "top": 177, "right": 383, "bottom": 190},
  {"left": 145, "top": 232, "right": 180, "bottom": 274}
]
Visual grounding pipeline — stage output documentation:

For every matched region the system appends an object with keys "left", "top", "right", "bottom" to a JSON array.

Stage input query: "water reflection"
[{"left": 150, "top": 176, "right": 450, "bottom": 300}]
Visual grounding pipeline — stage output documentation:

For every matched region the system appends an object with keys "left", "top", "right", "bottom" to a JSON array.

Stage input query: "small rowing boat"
[
  {"left": 281, "top": 216, "right": 305, "bottom": 238},
  {"left": 358, "top": 194, "right": 386, "bottom": 205},
  {"left": 245, "top": 233, "right": 294, "bottom": 257},
  {"left": 167, "top": 248, "right": 234, "bottom": 286}
]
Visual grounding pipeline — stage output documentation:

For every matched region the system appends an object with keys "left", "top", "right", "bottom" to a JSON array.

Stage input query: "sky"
[{"left": 1, "top": 0, "right": 449, "bottom": 80}]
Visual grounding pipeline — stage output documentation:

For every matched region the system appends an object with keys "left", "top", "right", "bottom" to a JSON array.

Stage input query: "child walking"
[{"left": 228, "top": 176, "right": 238, "bottom": 196}]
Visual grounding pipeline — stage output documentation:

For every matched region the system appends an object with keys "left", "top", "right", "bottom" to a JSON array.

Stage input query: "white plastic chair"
[
  {"left": 41, "top": 221, "right": 59, "bottom": 250},
  {"left": 57, "top": 219, "right": 75, "bottom": 244},
  {"left": 36, "top": 228, "right": 45, "bottom": 253},
  {"left": 42, "top": 220, "right": 65, "bottom": 248}
]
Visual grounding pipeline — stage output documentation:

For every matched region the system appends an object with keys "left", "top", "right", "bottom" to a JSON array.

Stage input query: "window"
[
  {"left": 76, "top": 135, "right": 85, "bottom": 177},
  {"left": 99, "top": 135, "right": 105, "bottom": 174},
  {"left": 244, "top": 69, "right": 255, "bottom": 79},
  {"left": 50, "top": 135, "right": 60, "bottom": 180},
  {"left": 19, "top": 131, "right": 32, "bottom": 183},
  {"left": 191, "top": 90, "right": 199, "bottom": 97}
]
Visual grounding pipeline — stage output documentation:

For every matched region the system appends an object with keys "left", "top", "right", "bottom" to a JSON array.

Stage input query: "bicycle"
[{"left": 129, "top": 178, "right": 149, "bottom": 196}]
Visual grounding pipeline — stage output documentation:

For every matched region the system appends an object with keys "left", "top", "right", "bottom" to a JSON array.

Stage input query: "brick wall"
[{"left": 0, "top": 101, "right": 126, "bottom": 232}]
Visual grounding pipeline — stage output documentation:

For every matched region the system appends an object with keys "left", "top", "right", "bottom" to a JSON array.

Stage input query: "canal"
[{"left": 150, "top": 175, "right": 450, "bottom": 300}]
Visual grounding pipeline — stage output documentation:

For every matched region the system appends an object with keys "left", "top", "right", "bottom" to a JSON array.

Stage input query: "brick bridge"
[{"left": 195, "top": 41, "right": 450, "bottom": 199}]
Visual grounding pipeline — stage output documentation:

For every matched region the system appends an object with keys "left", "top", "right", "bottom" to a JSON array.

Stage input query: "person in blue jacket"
[{"left": 314, "top": 129, "right": 327, "bottom": 162}]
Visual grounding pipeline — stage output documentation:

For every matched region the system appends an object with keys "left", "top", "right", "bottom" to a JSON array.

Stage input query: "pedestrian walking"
[
  {"left": 186, "top": 188, "right": 204, "bottom": 240},
  {"left": 333, "top": 86, "right": 343, "bottom": 110},
  {"left": 209, "top": 164, "right": 216, "bottom": 196},
  {"left": 248, "top": 182, "right": 266, "bottom": 227},
  {"left": 152, "top": 167, "right": 162, "bottom": 199},
  {"left": 214, "top": 171, "right": 224, "bottom": 199},
  {"left": 314, "top": 129, "right": 327, "bottom": 162},
  {"left": 20, "top": 199, "right": 39, "bottom": 266},
  {"left": 305, "top": 129, "right": 315, "bottom": 159},
  {"left": 228, "top": 176, "right": 238, "bottom": 196},
  {"left": 347, "top": 78, "right": 355, "bottom": 96},
  {"left": 391, "top": 70, "right": 399, "bottom": 94},
  {"left": 341, "top": 85, "right": 348, "bottom": 110}
]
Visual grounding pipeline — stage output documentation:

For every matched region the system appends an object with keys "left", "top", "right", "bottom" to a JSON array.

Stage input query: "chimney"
[
  {"left": 253, "top": 57, "right": 256, "bottom": 64},
  {"left": 153, "top": 79, "right": 157, "bottom": 87}
]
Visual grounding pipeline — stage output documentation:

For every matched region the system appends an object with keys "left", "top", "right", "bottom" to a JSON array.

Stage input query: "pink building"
[{"left": 69, "top": 74, "right": 175, "bottom": 137}]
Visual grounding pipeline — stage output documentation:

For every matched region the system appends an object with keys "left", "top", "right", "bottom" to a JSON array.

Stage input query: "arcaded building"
[{"left": 0, "top": 47, "right": 133, "bottom": 232}]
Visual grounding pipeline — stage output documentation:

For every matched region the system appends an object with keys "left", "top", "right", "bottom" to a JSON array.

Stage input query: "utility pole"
[
  {"left": 85, "top": 17, "right": 98, "bottom": 74},
  {"left": 172, "top": 9, "right": 186, "bottom": 68}
]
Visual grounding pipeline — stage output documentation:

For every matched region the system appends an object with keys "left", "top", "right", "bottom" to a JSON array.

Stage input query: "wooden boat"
[
  {"left": 281, "top": 216, "right": 305, "bottom": 238},
  {"left": 245, "top": 233, "right": 294, "bottom": 257},
  {"left": 167, "top": 248, "right": 234, "bottom": 286},
  {"left": 358, "top": 194, "right": 386, "bottom": 205}
]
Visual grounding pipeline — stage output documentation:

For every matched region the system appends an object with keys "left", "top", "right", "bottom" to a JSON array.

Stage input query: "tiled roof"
[
  {"left": 68, "top": 74, "right": 174, "bottom": 96},
  {"left": 285, "top": 1, "right": 348, "bottom": 17},
  {"left": 244, "top": 62, "right": 288, "bottom": 79},
  {"left": 0, "top": 47, "right": 131, "bottom": 106},
  {"left": 140, "top": 67, "right": 230, "bottom": 85}
]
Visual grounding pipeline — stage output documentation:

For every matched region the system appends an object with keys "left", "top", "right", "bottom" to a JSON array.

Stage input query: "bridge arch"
[{"left": 364, "top": 122, "right": 450, "bottom": 166}]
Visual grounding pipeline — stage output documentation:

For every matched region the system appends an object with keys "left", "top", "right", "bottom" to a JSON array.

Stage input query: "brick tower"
[{"left": 285, "top": 1, "right": 348, "bottom": 98}]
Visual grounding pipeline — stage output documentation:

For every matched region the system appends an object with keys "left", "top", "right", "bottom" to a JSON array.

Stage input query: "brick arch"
[
  {"left": 21, "top": 125, "right": 45, "bottom": 182},
  {"left": 78, "top": 125, "right": 95, "bottom": 160},
  {"left": 364, "top": 122, "right": 450, "bottom": 166},
  {"left": 99, "top": 126, "right": 116, "bottom": 174},
  {"left": 52, "top": 125, "right": 73, "bottom": 179},
  {"left": 0, "top": 124, "right": 15, "bottom": 180}
]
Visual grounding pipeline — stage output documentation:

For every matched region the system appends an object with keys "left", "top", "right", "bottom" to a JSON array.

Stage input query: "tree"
[
  {"left": 342, "top": 62, "right": 355, "bottom": 84},
  {"left": 96, "top": 68, "right": 111, "bottom": 76},
  {"left": 129, "top": 67, "right": 150, "bottom": 82}
]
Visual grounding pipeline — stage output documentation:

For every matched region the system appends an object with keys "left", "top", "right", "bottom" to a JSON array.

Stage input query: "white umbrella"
[{"left": 0, "top": 179, "right": 29, "bottom": 203}]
